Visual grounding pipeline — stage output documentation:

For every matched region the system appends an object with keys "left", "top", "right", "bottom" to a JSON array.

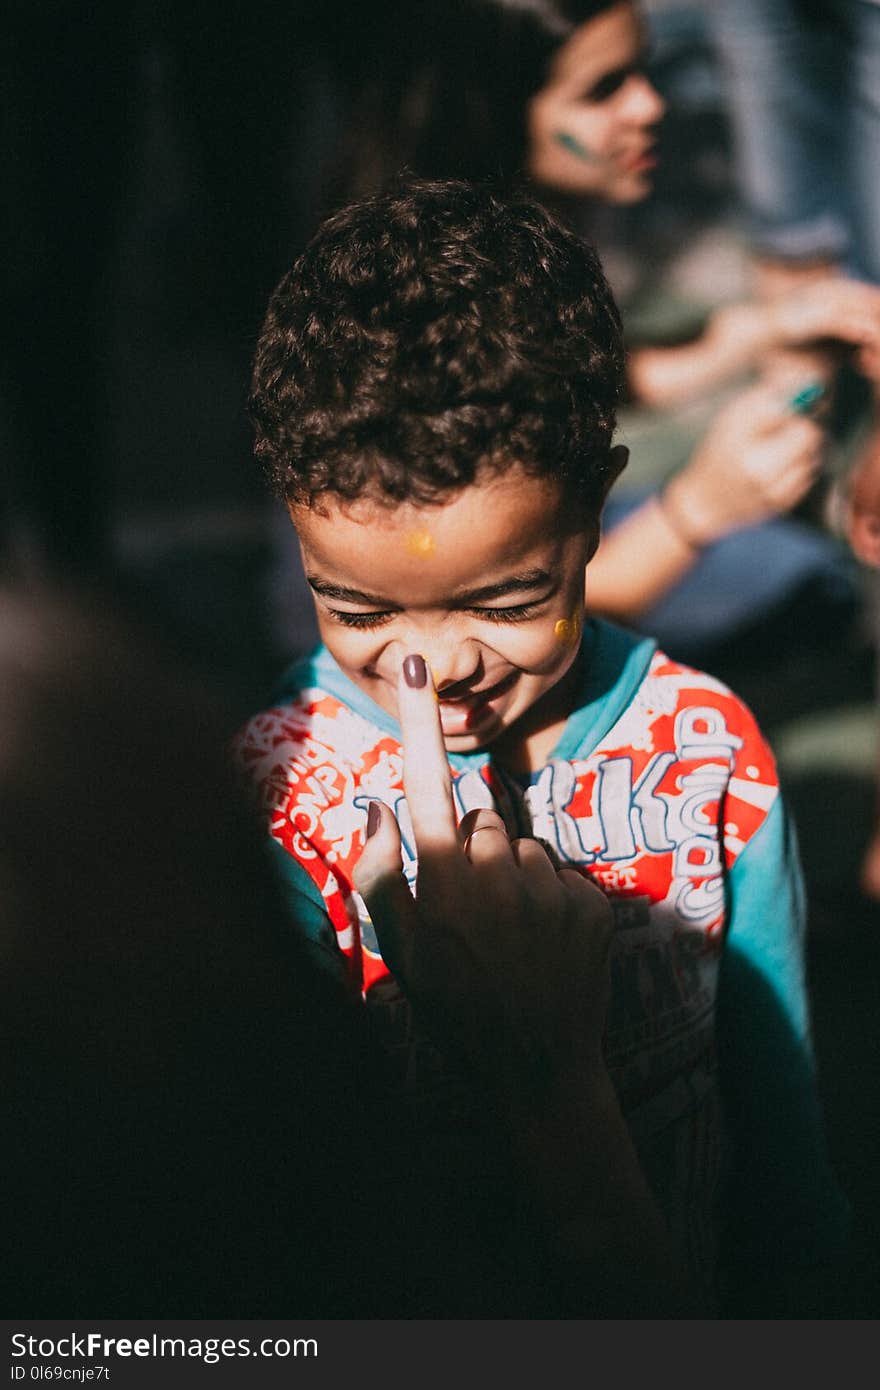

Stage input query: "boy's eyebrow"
[
  {"left": 306, "top": 570, "right": 555, "bottom": 606},
  {"left": 307, "top": 578, "right": 397, "bottom": 606},
  {"left": 453, "top": 570, "right": 555, "bottom": 603}
]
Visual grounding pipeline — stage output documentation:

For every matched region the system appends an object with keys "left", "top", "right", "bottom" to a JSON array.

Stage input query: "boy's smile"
[{"left": 291, "top": 470, "right": 601, "bottom": 766}]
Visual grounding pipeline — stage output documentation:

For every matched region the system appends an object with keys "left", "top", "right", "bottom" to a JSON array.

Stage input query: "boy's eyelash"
[
  {"left": 472, "top": 602, "right": 542, "bottom": 623},
  {"left": 327, "top": 602, "right": 544, "bottom": 629},
  {"left": 328, "top": 609, "right": 394, "bottom": 629}
]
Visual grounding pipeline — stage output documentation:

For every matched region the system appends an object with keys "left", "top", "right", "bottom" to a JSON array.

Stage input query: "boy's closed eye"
[
  {"left": 326, "top": 600, "right": 548, "bottom": 629},
  {"left": 309, "top": 570, "right": 561, "bottom": 630}
]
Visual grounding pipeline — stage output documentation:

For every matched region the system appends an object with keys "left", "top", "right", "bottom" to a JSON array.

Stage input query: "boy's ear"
[
  {"left": 602, "top": 444, "right": 629, "bottom": 501},
  {"left": 584, "top": 445, "right": 629, "bottom": 560}
]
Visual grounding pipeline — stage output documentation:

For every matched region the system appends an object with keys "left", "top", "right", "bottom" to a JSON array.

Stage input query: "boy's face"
[
  {"left": 527, "top": 2, "right": 665, "bottom": 203},
  {"left": 292, "top": 469, "right": 605, "bottom": 753}
]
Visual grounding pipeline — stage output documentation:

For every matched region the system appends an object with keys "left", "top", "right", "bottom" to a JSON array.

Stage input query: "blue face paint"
[
  {"left": 788, "top": 382, "right": 826, "bottom": 416},
  {"left": 554, "top": 129, "right": 602, "bottom": 164}
]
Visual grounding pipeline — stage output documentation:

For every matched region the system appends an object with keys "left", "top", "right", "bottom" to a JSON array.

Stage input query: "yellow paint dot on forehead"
[
  {"left": 404, "top": 529, "right": 435, "bottom": 558},
  {"left": 554, "top": 610, "right": 582, "bottom": 646}
]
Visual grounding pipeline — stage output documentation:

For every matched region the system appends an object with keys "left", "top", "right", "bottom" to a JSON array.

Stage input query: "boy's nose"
[{"left": 421, "top": 637, "right": 482, "bottom": 694}]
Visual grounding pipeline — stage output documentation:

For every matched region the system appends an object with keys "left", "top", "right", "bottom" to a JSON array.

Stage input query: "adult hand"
[
  {"left": 660, "top": 380, "right": 825, "bottom": 547},
  {"left": 353, "top": 654, "right": 695, "bottom": 1313},
  {"left": 766, "top": 275, "right": 880, "bottom": 356},
  {"left": 352, "top": 652, "right": 614, "bottom": 1101}
]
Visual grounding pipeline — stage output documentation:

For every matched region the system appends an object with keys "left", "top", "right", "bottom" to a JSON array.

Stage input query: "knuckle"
[
  {"left": 459, "top": 806, "right": 505, "bottom": 835},
  {"left": 512, "top": 835, "right": 562, "bottom": 871},
  {"left": 458, "top": 806, "right": 507, "bottom": 847}
]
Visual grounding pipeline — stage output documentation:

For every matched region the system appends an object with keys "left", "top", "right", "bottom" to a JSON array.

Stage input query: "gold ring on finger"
[{"left": 463, "top": 824, "right": 510, "bottom": 853}]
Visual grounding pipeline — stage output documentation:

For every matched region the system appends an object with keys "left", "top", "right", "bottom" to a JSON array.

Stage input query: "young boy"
[{"left": 235, "top": 177, "right": 847, "bottom": 1312}]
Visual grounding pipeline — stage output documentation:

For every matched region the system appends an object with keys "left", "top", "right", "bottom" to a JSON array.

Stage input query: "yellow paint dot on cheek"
[
  {"left": 403, "top": 529, "right": 435, "bottom": 558},
  {"left": 554, "top": 611, "right": 582, "bottom": 646}
]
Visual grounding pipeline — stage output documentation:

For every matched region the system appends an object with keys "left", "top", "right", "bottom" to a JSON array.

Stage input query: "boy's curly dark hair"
[{"left": 250, "top": 177, "right": 625, "bottom": 511}]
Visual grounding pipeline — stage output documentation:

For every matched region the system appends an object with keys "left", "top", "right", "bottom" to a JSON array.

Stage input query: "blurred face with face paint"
[
  {"left": 335, "top": 3, "right": 668, "bottom": 215},
  {"left": 526, "top": 2, "right": 666, "bottom": 203}
]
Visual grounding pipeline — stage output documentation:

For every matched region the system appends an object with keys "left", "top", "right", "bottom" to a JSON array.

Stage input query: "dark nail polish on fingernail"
[
  {"left": 403, "top": 654, "right": 427, "bottom": 688},
  {"left": 366, "top": 801, "right": 381, "bottom": 838}
]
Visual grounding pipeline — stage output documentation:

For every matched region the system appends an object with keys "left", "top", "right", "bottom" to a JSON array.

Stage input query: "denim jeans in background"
[{"left": 707, "top": 0, "right": 880, "bottom": 284}]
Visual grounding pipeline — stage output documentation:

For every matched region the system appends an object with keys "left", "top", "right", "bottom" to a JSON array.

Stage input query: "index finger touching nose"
[{"left": 398, "top": 653, "right": 459, "bottom": 854}]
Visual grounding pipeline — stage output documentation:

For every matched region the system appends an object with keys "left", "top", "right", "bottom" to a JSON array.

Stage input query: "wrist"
[
  {"left": 656, "top": 478, "right": 716, "bottom": 551},
  {"left": 505, "top": 1067, "right": 621, "bottom": 1202}
]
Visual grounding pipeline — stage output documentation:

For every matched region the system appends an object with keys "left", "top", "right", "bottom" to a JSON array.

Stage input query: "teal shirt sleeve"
[
  {"left": 266, "top": 837, "right": 349, "bottom": 986},
  {"left": 716, "top": 795, "right": 850, "bottom": 1300}
]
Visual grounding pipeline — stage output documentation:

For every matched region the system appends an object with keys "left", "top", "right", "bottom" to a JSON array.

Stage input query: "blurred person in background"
[
  {"left": 706, "top": 0, "right": 880, "bottom": 900},
  {"left": 0, "top": 581, "right": 377, "bottom": 1315}
]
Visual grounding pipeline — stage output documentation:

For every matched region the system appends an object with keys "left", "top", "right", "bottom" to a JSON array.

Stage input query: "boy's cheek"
[
  {"left": 476, "top": 617, "right": 585, "bottom": 672},
  {"left": 316, "top": 626, "right": 404, "bottom": 699}
]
